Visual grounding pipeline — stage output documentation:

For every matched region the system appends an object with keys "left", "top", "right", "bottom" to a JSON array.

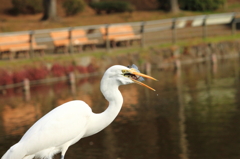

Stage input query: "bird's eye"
[{"left": 122, "top": 70, "right": 127, "bottom": 73}]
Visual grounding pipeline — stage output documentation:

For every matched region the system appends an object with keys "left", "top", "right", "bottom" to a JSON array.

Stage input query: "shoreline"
[{"left": 0, "top": 39, "right": 239, "bottom": 90}]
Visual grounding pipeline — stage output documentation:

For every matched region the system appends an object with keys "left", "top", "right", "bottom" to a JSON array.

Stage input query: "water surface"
[{"left": 0, "top": 59, "right": 240, "bottom": 159}]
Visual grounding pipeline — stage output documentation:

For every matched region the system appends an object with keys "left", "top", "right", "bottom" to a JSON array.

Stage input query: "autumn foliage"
[{"left": 0, "top": 63, "right": 98, "bottom": 86}]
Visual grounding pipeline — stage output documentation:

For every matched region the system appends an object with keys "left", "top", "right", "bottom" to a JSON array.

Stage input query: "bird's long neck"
[{"left": 84, "top": 76, "right": 123, "bottom": 137}]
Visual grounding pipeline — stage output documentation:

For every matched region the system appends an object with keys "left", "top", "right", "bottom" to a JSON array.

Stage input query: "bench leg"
[
  {"left": 77, "top": 45, "right": 82, "bottom": 53},
  {"left": 54, "top": 46, "right": 67, "bottom": 54},
  {"left": 54, "top": 47, "right": 58, "bottom": 54},
  {"left": 80, "top": 45, "right": 83, "bottom": 52},
  {"left": 125, "top": 40, "right": 130, "bottom": 47},
  {"left": 63, "top": 46, "right": 68, "bottom": 54},
  {"left": 130, "top": 40, "right": 133, "bottom": 45},
  {"left": 111, "top": 41, "right": 116, "bottom": 48},
  {"left": 35, "top": 49, "right": 44, "bottom": 56},
  {"left": 1, "top": 51, "right": 14, "bottom": 60},
  {"left": 15, "top": 51, "right": 19, "bottom": 59},
  {"left": 40, "top": 50, "right": 45, "bottom": 56},
  {"left": 25, "top": 51, "right": 30, "bottom": 58},
  {"left": 91, "top": 44, "right": 96, "bottom": 50},
  {"left": 0, "top": 52, "right": 7, "bottom": 60},
  {"left": 9, "top": 52, "right": 14, "bottom": 60}
]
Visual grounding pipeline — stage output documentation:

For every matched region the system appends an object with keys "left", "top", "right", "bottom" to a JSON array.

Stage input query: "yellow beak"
[{"left": 129, "top": 70, "right": 157, "bottom": 91}]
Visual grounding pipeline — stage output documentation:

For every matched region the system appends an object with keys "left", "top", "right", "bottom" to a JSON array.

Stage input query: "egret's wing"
[{"left": 20, "top": 100, "right": 92, "bottom": 153}]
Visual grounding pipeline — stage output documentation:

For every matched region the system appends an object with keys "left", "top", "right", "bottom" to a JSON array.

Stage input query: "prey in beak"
[{"left": 122, "top": 64, "right": 157, "bottom": 91}]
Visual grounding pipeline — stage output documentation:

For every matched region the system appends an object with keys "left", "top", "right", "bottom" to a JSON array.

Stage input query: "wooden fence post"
[
  {"left": 68, "top": 72, "right": 76, "bottom": 95},
  {"left": 29, "top": 31, "right": 34, "bottom": 58},
  {"left": 232, "top": 13, "right": 236, "bottom": 35},
  {"left": 202, "top": 15, "right": 207, "bottom": 39},
  {"left": 106, "top": 24, "right": 110, "bottom": 52},
  {"left": 175, "top": 59, "right": 181, "bottom": 70},
  {"left": 141, "top": 22, "right": 145, "bottom": 48},
  {"left": 68, "top": 72, "right": 76, "bottom": 85},
  {"left": 69, "top": 27, "right": 73, "bottom": 53},
  {"left": 23, "top": 78, "right": 31, "bottom": 101},
  {"left": 172, "top": 18, "right": 177, "bottom": 44},
  {"left": 145, "top": 62, "right": 151, "bottom": 75}
]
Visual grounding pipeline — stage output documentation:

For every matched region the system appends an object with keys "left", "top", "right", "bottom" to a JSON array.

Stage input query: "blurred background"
[{"left": 0, "top": 0, "right": 240, "bottom": 159}]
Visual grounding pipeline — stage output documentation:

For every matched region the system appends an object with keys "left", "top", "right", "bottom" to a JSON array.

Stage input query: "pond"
[{"left": 0, "top": 58, "right": 240, "bottom": 159}]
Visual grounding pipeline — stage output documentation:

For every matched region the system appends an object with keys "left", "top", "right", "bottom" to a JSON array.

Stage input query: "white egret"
[{"left": 2, "top": 64, "right": 157, "bottom": 159}]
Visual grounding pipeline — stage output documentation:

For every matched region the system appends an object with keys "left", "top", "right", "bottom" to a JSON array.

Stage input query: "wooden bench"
[
  {"left": 100, "top": 25, "right": 142, "bottom": 48},
  {"left": 50, "top": 29, "right": 99, "bottom": 54},
  {"left": 0, "top": 34, "right": 47, "bottom": 60}
]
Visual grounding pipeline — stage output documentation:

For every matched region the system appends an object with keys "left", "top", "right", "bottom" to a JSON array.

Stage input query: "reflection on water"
[{"left": 0, "top": 58, "right": 240, "bottom": 159}]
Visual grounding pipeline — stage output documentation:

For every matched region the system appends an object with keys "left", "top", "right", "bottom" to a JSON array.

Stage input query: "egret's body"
[{"left": 2, "top": 65, "right": 156, "bottom": 159}]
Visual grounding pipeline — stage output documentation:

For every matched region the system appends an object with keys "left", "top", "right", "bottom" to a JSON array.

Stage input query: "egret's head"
[{"left": 105, "top": 64, "right": 157, "bottom": 91}]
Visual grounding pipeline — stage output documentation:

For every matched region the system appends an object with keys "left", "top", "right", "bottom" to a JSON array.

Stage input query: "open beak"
[{"left": 128, "top": 69, "right": 157, "bottom": 91}]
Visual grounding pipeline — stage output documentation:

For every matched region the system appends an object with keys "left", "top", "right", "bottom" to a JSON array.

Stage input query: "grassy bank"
[
  {"left": 0, "top": 32, "right": 240, "bottom": 70},
  {"left": 0, "top": 33, "right": 239, "bottom": 87}
]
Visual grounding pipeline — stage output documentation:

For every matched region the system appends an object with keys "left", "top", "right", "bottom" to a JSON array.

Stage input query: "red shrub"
[
  {"left": 87, "top": 63, "right": 97, "bottom": 73},
  {"left": 0, "top": 70, "right": 13, "bottom": 85},
  {"left": 12, "top": 70, "right": 27, "bottom": 83},
  {"left": 75, "top": 65, "right": 88, "bottom": 74},
  {"left": 51, "top": 64, "right": 67, "bottom": 77},
  {"left": 65, "top": 65, "right": 75, "bottom": 73},
  {"left": 26, "top": 67, "right": 48, "bottom": 80}
]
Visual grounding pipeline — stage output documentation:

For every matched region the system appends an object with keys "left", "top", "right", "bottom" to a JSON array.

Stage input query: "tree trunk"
[
  {"left": 41, "top": 0, "right": 57, "bottom": 21},
  {"left": 170, "top": 0, "right": 180, "bottom": 13}
]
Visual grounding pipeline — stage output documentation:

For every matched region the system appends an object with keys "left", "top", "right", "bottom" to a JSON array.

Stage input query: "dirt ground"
[{"left": 0, "top": 0, "right": 239, "bottom": 32}]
